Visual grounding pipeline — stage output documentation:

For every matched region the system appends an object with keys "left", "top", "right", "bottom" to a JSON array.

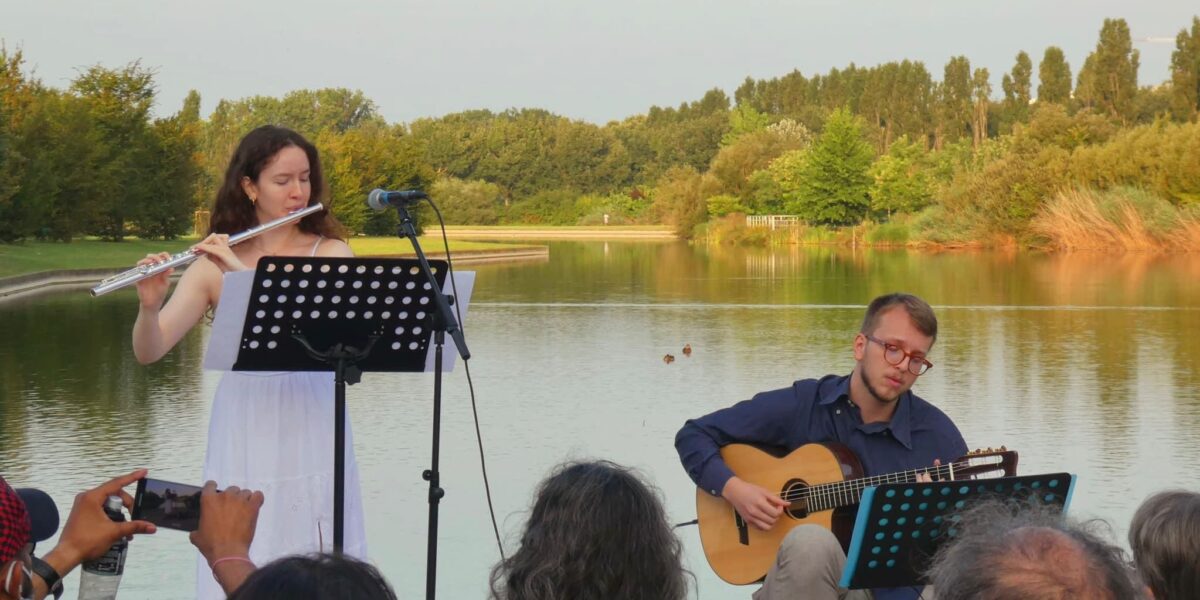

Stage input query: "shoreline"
[
  {"left": 0, "top": 246, "right": 549, "bottom": 302},
  {"left": 442, "top": 226, "right": 677, "bottom": 240}
]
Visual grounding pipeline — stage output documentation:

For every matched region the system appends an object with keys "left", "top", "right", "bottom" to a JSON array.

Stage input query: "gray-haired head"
[{"left": 927, "top": 500, "right": 1143, "bottom": 600}]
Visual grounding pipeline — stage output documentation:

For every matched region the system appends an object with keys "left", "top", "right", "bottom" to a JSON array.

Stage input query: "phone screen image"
[{"left": 133, "top": 478, "right": 204, "bottom": 532}]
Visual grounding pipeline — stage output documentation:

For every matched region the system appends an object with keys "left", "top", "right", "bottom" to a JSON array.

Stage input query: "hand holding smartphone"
[{"left": 132, "top": 478, "right": 208, "bottom": 532}]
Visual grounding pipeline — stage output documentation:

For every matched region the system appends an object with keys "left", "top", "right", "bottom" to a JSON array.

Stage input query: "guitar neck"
[{"left": 806, "top": 463, "right": 957, "bottom": 513}]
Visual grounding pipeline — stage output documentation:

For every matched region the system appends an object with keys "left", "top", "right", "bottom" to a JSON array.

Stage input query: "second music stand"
[{"left": 840, "top": 472, "right": 1077, "bottom": 590}]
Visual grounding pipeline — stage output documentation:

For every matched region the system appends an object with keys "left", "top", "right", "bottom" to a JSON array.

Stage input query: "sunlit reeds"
[{"left": 1031, "top": 188, "right": 1200, "bottom": 252}]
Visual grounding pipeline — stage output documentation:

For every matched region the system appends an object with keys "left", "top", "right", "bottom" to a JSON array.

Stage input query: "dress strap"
[{"left": 309, "top": 235, "right": 325, "bottom": 257}]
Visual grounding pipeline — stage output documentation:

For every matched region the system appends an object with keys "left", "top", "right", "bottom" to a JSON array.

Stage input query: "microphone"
[{"left": 367, "top": 188, "right": 428, "bottom": 211}]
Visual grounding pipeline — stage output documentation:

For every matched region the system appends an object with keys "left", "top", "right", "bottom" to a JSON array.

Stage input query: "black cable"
[{"left": 425, "top": 198, "right": 506, "bottom": 562}]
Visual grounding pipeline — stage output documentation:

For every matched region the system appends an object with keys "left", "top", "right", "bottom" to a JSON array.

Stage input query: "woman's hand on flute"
[
  {"left": 192, "top": 233, "right": 249, "bottom": 274},
  {"left": 135, "top": 252, "right": 173, "bottom": 310}
]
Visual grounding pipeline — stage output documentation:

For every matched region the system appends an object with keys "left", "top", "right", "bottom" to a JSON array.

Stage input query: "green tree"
[
  {"left": 275, "top": 88, "right": 382, "bottom": 138},
  {"left": 1170, "top": 17, "right": 1200, "bottom": 121},
  {"left": 706, "top": 194, "right": 749, "bottom": 217},
  {"left": 860, "top": 62, "right": 898, "bottom": 152},
  {"left": 130, "top": 96, "right": 199, "bottom": 239},
  {"left": 71, "top": 62, "right": 157, "bottom": 240},
  {"left": 319, "top": 122, "right": 432, "bottom": 235},
  {"left": 610, "top": 88, "right": 730, "bottom": 183},
  {"left": 722, "top": 105, "right": 771, "bottom": 145},
  {"left": 971, "top": 67, "right": 992, "bottom": 149},
  {"left": 1001, "top": 51, "right": 1033, "bottom": 130},
  {"left": 1037, "top": 46, "right": 1072, "bottom": 105},
  {"left": 0, "top": 48, "right": 31, "bottom": 241},
  {"left": 791, "top": 108, "right": 874, "bottom": 225},
  {"left": 1133, "top": 85, "right": 1174, "bottom": 123},
  {"left": 429, "top": 177, "right": 504, "bottom": 224},
  {"left": 506, "top": 188, "right": 582, "bottom": 225},
  {"left": 180, "top": 89, "right": 201, "bottom": 123},
  {"left": 869, "top": 135, "right": 932, "bottom": 216},
  {"left": 412, "top": 108, "right": 632, "bottom": 205},
  {"left": 937, "top": 56, "right": 973, "bottom": 149},
  {"left": 706, "top": 127, "right": 811, "bottom": 200},
  {"left": 1075, "top": 18, "right": 1140, "bottom": 123},
  {"left": 10, "top": 88, "right": 107, "bottom": 241},
  {"left": 650, "top": 166, "right": 707, "bottom": 237}
]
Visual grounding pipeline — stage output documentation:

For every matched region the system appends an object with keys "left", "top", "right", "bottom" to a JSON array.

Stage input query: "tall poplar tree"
[
  {"left": 971, "top": 68, "right": 992, "bottom": 149},
  {"left": 1076, "top": 18, "right": 1140, "bottom": 123},
  {"left": 1002, "top": 51, "right": 1033, "bottom": 127},
  {"left": 1170, "top": 17, "right": 1200, "bottom": 121},
  {"left": 1037, "top": 46, "right": 1072, "bottom": 105}
]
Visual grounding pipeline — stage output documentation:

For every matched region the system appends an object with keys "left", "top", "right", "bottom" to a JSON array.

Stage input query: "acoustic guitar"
[{"left": 695, "top": 442, "right": 1018, "bottom": 585}]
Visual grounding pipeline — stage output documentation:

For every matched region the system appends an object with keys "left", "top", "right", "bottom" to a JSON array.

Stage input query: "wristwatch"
[{"left": 31, "top": 556, "right": 64, "bottom": 599}]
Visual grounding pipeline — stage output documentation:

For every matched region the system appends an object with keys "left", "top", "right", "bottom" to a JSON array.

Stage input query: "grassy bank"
[
  {"left": 0, "top": 236, "right": 532, "bottom": 279},
  {"left": 698, "top": 188, "right": 1200, "bottom": 252},
  {"left": 699, "top": 215, "right": 912, "bottom": 248}
]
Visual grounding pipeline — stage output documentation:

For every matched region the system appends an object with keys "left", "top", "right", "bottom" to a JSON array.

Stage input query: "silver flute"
[{"left": 91, "top": 203, "right": 326, "bottom": 297}]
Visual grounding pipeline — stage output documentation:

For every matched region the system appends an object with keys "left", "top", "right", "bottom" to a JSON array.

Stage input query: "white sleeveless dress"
[{"left": 196, "top": 237, "right": 367, "bottom": 599}]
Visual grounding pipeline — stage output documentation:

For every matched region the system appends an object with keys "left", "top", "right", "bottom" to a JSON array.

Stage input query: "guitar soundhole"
[{"left": 782, "top": 479, "right": 809, "bottom": 519}]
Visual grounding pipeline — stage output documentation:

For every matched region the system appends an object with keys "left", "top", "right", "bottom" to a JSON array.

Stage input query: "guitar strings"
[{"left": 775, "top": 459, "right": 978, "bottom": 504}]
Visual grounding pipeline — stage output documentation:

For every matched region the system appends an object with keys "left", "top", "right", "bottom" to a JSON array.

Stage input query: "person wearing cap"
[{"left": 1, "top": 471, "right": 156, "bottom": 600}]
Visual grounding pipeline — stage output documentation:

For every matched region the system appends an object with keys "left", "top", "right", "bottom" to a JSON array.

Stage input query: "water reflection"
[{"left": 1, "top": 243, "right": 1197, "bottom": 599}]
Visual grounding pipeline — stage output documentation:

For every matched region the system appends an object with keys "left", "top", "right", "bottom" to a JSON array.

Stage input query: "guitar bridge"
[{"left": 734, "top": 510, "right": 749, "bottom": 545}]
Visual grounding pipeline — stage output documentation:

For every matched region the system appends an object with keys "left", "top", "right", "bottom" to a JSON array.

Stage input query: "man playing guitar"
[{"left": 676, "top": 293, "right": 966, "bottom": 600}]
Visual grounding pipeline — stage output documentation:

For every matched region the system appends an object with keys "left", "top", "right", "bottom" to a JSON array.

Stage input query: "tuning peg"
[{"left": 1000, "top": 445, "right": 1007, "bottom": 451}]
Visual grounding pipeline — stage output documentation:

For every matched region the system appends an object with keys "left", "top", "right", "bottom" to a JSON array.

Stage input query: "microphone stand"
[{"left": 391, "top": 201, "right": 469, "bottom": 600}]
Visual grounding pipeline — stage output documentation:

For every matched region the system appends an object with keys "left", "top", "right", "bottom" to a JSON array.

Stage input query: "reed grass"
[{"left": 1031, "top": 188, "right": 1200, "bottom": 252}]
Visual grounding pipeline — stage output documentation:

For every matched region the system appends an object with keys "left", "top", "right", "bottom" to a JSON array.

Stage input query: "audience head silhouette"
[
  {"left": 1129, "top": 490, "right": 1200, "bottom": 600},
  {"left": 489, "top": 460, "right": 687, "bottom": 600},
  {"left": 928, "top": 501, "right": 1142, "bottom": 600},
  {"left": 227, "top": 553, "right": 396, "bottom": 600}
]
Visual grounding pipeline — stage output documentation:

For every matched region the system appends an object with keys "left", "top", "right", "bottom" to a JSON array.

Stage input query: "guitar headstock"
[{"left": 954, "top": 446, "right": 1019, "bottom": 479}]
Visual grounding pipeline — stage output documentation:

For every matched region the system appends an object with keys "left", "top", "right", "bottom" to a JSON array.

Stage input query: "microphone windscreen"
[{"left": 367, "top": 188, "right": 387, "bottom": 211}]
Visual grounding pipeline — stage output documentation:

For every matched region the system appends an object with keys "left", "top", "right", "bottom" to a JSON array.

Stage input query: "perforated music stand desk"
[
  {"left": 206, "top": 256, "right": 471, "bottom": 553},
  {"left": 839, "top": 473, "right": 1077, "bottom": 590}
]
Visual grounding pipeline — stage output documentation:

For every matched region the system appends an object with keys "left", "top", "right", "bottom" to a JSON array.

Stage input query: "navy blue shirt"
[{"left": 675, "top": 374, "right": 968, "bottom": 600}]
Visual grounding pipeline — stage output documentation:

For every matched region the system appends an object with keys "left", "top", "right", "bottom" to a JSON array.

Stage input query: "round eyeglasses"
[{"left": 864, "top": 334, "right": 933, "bottom": 376}]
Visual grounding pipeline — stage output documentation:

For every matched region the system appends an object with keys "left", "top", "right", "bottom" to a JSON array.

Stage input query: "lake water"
[{"left": 2, "top": 241, "right": 1198, "bottom": 598}]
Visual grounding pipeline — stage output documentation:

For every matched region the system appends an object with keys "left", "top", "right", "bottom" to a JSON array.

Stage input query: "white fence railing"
[{"left": 746, "top": 215, "right": 802, "bottom": 230}]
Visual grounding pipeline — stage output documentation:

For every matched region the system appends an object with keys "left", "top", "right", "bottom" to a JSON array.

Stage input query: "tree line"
[{"left": 1, "top": 16, "right": 1198, "bottom": 244}]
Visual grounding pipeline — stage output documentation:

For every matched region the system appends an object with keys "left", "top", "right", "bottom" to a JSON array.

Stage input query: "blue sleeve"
[
  {"left": 675, "top": 385, "right": 811, "bottom": 497},
  {"left": 934, "top": 410, "right": 969, "bottom": 462}
]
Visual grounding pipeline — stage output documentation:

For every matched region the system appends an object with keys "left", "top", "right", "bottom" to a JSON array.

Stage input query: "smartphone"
[{"left": 132, "top": 478, "right": 206, "bottom": 532}]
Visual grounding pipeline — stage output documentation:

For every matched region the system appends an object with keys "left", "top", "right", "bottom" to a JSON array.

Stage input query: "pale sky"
[{"left": 2, "top": 0, "right": 1195, "bottom": 125}]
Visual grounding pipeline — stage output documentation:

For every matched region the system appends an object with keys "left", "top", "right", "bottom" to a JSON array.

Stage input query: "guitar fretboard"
[{"left": 787, "top": 462, "right": 961, "bottom": 513}]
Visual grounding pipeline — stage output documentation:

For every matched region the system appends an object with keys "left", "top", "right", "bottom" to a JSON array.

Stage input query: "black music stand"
[
  {"left": 839, "top": 473, "right": 1077, "bottom": 590},
  {"left": 228, "top": 256, "right": 452, "bottom": 554}
]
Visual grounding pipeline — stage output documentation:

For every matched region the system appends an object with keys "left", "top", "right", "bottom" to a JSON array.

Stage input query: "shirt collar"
[{"left": 821, "top": 373, "right": 914, "bottom": 450}]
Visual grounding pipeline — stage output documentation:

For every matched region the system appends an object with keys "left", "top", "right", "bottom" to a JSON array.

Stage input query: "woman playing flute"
[{"left": 131, "top": 125, "right": 366, "bottom": 599}]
